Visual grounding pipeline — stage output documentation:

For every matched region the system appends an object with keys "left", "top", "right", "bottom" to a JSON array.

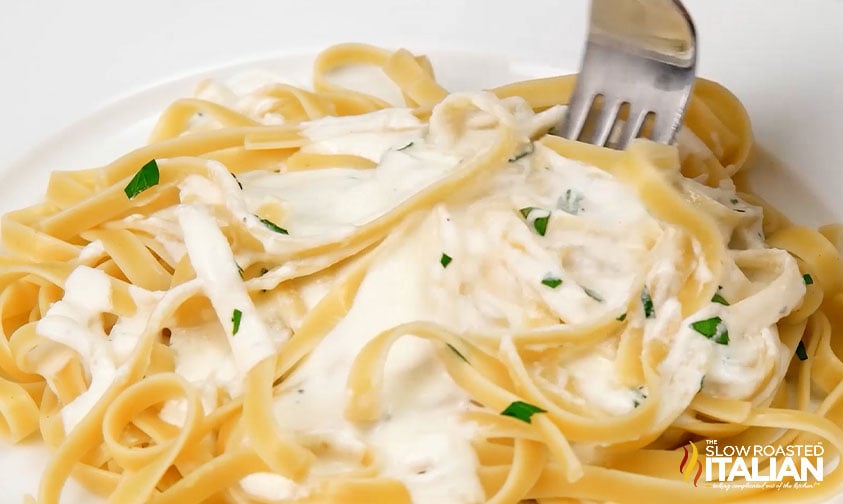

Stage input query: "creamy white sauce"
[
  {"left": 36, "top": 267, "right": 114, "bottom": 432},
  {"left": 178, "top": 204, "right": 280, "bottom": 372},
  {"left": 76, "top": 239, "right": 105, "bottom": 265},
  {"left": 264, "top": 223, "right": 483, "bottom": 503},
  {"left": 240, "top": 472, "right": 310, "bottom": 501},
  {"left": 647, "top": 298, "right": 712, "bottom": 424},
  {"left": 158, "top": 321, "right": 240, "bottom": 425},
  {"left": 240, "top": 146, "right": 458, "bottom": 238},
  {"left": 34, "top": 79, "right": 808, "bottom": 504},
  {"left": 36, "top": 267, "right": 162, "bottom": 432},
  {"left": 563, "top": 341, "right": 647, "bottom": 416},
  {"left": 302, "top": 110, "right": 424, "bottom": 161}
]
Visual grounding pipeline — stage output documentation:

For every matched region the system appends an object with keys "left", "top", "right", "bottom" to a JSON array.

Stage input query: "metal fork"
[{"left": 559, "top": 0, "right": 697, "bottom": 148}]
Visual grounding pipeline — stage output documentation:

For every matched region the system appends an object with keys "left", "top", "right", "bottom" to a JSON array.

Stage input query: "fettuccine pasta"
[{"left": 0, "top": 43, "right": 842, "bottom": 504}]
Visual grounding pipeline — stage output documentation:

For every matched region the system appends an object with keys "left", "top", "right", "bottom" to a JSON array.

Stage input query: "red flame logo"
[{"left": 679, "top": 441, "right": 703, "bottom": 486}]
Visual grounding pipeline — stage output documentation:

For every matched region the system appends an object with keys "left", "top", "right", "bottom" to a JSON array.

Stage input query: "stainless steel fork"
[{"left": 559, "top": 0, "right": 697, "bottom": 148}]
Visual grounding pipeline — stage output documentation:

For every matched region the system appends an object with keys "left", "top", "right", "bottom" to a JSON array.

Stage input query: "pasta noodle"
[{"left": 0, "top": 43, "right": 841, "bottom": 504}]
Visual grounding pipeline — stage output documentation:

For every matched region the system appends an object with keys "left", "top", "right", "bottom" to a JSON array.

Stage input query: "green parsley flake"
[
  {"left": 533, "top": 215, "right": 550, "bottom": 236},
  {"left": 397, "top": 141, "right": 414, "bottom": 151},
  {"left": 583, "top": 287, "right": 603, "bottom": 302},
  {"left": 231, "top": 172, "right": 243, "bottom": 190},
  {"left": 616, "top": 313, "right": 627, "bottom": 322},
  {"left": 508, "top": 143, "right": 534, "bottom": 162},
  {"left": 501, "top": 401, "right": 546, "bottom": 424},
  {"left": 803, "top": 274, "right": 814, "bottom": 285},
  {"left": 711, "top": 293, "right": 730, "bottom": 306},
  {"left": 236, "top": 263, "right": 244, "bottom": 279},
  {"left": 518, "top": 207, "right": 550, "bottom": 236},
  {"left": 558, "top": 189, "right": 584, "bottom": 215},
  {"left": 632, "top": 386, "right": 648, "bottom": 406},
  {"left": 259, "top": 218, "right": 289, "bottom": 235},
  {"left": 795, "top": 340, "right": 808, "bottom": 361},
  {"left": 124, "top": 160, "right": 160, "bottom": 199},
  {"left": 691, "top": 316, "right": 729, "bottom": 345},
  {"left": 541, "top": 276, "right": 563, "bottom": 289},
  {"left": 641, "top": 287, "right": 655, "bottom": 318},
  {"left": 446, "top": 343, "right": 469, "bottom": 363},
  {"left": 518, "top": 207, "right": 535, "bottom": 219},
  {"left": 231, "top": 309, "right": 243, "bottom": 335},
  {"left": 440, "top": 253, "right": 453, "bottom": 268}
]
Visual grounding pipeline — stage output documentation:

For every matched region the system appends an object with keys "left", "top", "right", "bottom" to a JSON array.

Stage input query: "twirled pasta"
[{"left": 0, "top": 43, "right": 840, "bottom": 504}]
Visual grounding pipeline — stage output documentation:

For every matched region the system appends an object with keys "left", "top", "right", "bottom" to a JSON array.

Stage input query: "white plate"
[{"left": 0, "top": 0, "right": 841, "bottom": 502}]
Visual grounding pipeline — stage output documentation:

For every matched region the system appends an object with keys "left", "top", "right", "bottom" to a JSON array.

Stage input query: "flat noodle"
[{"left": 0, "top": 43, "right": 839, "bottom": 504}]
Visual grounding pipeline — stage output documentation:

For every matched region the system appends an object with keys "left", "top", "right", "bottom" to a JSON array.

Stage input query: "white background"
[{"left": 0, "top": 0, "right": 841, "bottom": 182}]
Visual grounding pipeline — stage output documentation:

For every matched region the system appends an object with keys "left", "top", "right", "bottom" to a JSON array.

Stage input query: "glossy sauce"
[{"left": 35, "top": 90, "right": 805, "bottom": 503}]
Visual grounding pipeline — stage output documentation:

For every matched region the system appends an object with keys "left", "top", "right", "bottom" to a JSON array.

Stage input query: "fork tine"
[
  {"left": 615, "top": 107, "right": 650, "bottom": 149},
  {"left": 560, "top": 91, "right": 595, "bottom": 141},
  {"left": 589, "top": 97, "right": 623, "bottom": 146},
  {"left": 558, "top": 0, "right": 696, "bottom": 150},
  {"left": 649, "top": 110, "right": 682, "bottom": 144}
]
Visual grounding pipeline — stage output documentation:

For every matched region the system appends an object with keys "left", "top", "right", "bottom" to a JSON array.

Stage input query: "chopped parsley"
[
  {"left": 508, "top": 143, "right": 534, "bottom": 162},
  {"left": 518, "top": 207, "right": 551, "bottom": 236},
  {"left": 533, "top": 215, "right": 550, "bottom": 236},
  {"left": 795, "top": 340, "right": 809, "bottom": 361},
  {"left": 691, "top": 316, "right": 729, "bottom": 345},
  {"left": 260, "top": 267, "right": 270, "bottom": 276},
  {"left": 632, "top": 386, "right": 648, "bottom": 408},
  {"left": 446, "top": 343, "right": 469, "bottom": 363},
  {"left": 231, "top": 172, "right": 243, "bottom": 190},
  {"left": 711, "top": 293, "right": 730, "bottom": 306},
  {"left": 236, "top": 263, "right": 244, "bottom": 279},
  {"left": 616, "top": 313, "right": 627, "bottom": 322},
  {"left": 231, "top": 309, "right": 243, "bottom": 335},
  {"left": 700, "top": 375, "right": 706, "bottom": 391},
  {"left": 501, "top": 401, "right": 546, "bottom": 424},
  {"left": 557, "top": 189, "right": 584, "bottom": 215},
  {"left": 583, "top": 287, "right": 603, "bottom": 302},
  {"left": 803, "top": 274, "right": 814, "bottom": 285},
  {"left": 731, "top": 198, "right": 746, "bottom": 212},
  {"left": 259, "top": 218, "right": 289, "bottom": 235},
  {"left": 519, "top": 207, "right": 535, "bottom": 219},
  {"left": 440, "top": 253, "right": 453, "bottom": 268},
  {"left": 541, "top": 276, "right": 563, "bottom": 289},
  {"left": 397, "top": 141, "right": 414, "bottom": 151},
  {"left": 124, "top": 159, "right": 160, "bottom": 199},
  {"left": 641, "top": 287, "right": 655, "bottom": 318}
]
